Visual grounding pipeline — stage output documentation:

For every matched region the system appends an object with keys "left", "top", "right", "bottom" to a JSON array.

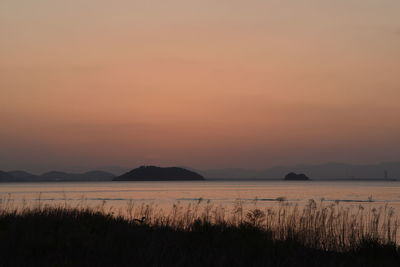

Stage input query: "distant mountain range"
[
  {"left": 197, "top": 162, "right": 400, "bottom": 180},
  {"left": 0, "top": 170, "right": 115, "bottom": 182},
  {"left": 1, "top": 162, "right": 399, "bottom": 182}
]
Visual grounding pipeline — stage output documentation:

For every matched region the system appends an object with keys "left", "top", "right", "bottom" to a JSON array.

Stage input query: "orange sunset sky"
[{"left": 1, "top": 0, "right": 400, "bottom": 172}]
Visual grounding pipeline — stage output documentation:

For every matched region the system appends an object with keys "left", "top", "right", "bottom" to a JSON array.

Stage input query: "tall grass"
[
  {"left": 1, "top": 195, "right": 398, "bottom": 252},
  {"left": 122, "top": 198, "right": 399, "bottom": 251},
  {"left": 1, "top": 196, "right": 399, "bottom": 266}
]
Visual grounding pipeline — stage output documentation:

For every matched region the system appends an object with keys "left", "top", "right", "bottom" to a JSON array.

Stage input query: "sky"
[{"left": 1, "top": 0, "right": 400, "bottom": 173}]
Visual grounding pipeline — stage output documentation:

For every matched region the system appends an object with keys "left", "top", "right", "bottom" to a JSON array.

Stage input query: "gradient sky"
[{"left": 1, "top": 0, "right": 400, "bottom": 172}]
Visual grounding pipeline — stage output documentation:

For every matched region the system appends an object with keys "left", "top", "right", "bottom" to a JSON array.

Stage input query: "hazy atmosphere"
[{"left": 1, "top": 0, "right": 400, "bottom": 172}]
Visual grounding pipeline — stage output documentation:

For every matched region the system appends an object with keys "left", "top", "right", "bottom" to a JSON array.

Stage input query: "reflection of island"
[
  {"left": 113, "top": 166, "right": 205, "bottom": 181},
  {"left": 284, "top": 172, "right": 310, "bottom": 181}
]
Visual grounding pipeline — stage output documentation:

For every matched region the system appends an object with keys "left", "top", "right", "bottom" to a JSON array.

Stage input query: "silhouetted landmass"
[
  {"left": 198, "top": 168, "right": 261, "bottom": 179},
  {"left": 0, "top": 206, "right": 398, "bottom": 266},
  {"left": 41, "top": 171, "right": 75, "bottom": 180},
  {"left": 0, "top": 170, "right": 115, "bottom": 182},
  {"left": 40, "top": 171, "right": 115, "bottom": 181},
  {"left": 201, "top": 162, "right": 400, "bottom": 180},
  {"left": 8, "top": 170, "right": 37, "bottom": 179},
  {"left": 114, "top": 166, "right": 205, "bottom": 181},
  {"left": 81, "top": 171, "right": 117, "bottom": 180},
  {"left": 284, "top": 172, "right": 310, "bottom": 181},
  {"left": 2, "top": 161, "right": 400, "bottom": 182},
  {"left": 0, "top": 170, "right": 14, "bottom": 182},
  {"left": 95, "top": 165, "right": 130, "bottom": 176}
]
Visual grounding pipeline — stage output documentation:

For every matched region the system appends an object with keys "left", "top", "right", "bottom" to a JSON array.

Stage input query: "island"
[
  {"left": 113, "top": 166, "right": 205, "bottom": 181},
  {"left": 284, "top": 172, "right": 310, "bottom": 181}
]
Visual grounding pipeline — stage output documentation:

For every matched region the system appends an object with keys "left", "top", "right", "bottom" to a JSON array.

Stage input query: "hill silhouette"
[
  {"left": 0, "top": 171, "right": 14, "bottom": 182},
  {"left": 0, "top": 170, "right": 115, "bottom": 182},
  {"left": 2, "top": 162, "right": 400, "bottom": 182},
  {"left": 200, "top": 162, "right": 400, "bottom": 180},
  {"left": 39, "top": 171, "right": 115, "bottom": 181},
  {"left": 114, "top": 166, "right": 205, "bottom": 181},
  {"left": 8, "top": 170, "right": 37, "bottom": 179},
  {"left": 284, "top": 172, "right": 310, "bottom": 181}
]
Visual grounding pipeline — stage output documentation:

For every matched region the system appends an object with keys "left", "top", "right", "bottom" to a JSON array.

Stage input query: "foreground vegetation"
[{"left": 0, "top": 198, "right": 399, "bottom": 266}]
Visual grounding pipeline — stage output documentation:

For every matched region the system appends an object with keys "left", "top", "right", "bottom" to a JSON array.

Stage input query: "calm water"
[{"left": 1, "top": 180, "right": 400, "bottom": 212}]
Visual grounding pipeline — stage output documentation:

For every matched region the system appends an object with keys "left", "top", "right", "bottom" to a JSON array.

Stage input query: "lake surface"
[{"left": 1, "top": 180, "right": 400, "bottom": 213}]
